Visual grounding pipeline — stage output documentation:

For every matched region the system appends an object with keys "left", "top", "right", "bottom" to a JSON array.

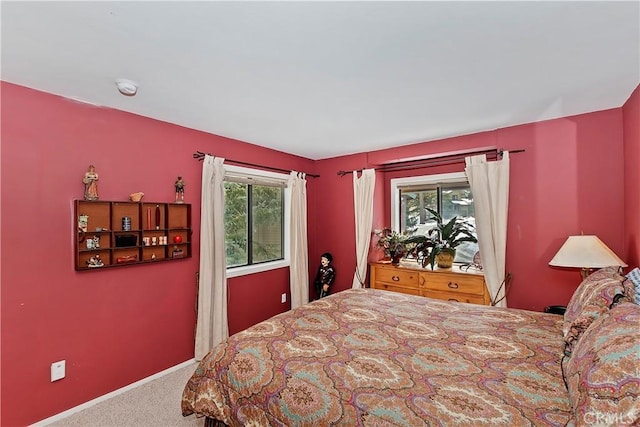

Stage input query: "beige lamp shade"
[{"left": 549, "top": 235, "right": 627, "bottom": 274}]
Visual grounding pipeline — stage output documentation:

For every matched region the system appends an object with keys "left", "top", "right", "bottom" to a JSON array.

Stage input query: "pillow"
[
  {"left": 563, "top": 302, "right": 640, "bottom": 426},
  {"left": 626, "top": 267, "right": 640, "bottom": 303},
  {"left": 562, "top": 304, "right": 607, "bottom": 357},
  {"left": 563, "top": 267, "right": 628, "bottom": 355},
  {"left": 564, "top": 266, "right": 626, "bottom": 325}
]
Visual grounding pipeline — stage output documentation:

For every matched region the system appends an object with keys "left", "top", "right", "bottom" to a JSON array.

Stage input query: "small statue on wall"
[
  {"left": 174, "top": 176, "right": 185, "bottom": 203},
  {"left": 83, "top": 164, "right": 99, "bottom": 201}
]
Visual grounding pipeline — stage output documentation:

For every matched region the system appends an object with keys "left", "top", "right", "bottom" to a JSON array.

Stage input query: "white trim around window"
[
  {"left": 390, "top": 172, "right": 467, "bottom": 231},
  {"left": 224, "top": 165, "right": 291, "bottom": 278}
]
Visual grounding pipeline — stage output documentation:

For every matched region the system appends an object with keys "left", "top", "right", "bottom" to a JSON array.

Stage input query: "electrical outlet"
[
  {"left": 281, "top": 293, "right": 287, "bottom": 303},
  {"left": 51, "top": 360, "right": 65, "bottom": 382}
]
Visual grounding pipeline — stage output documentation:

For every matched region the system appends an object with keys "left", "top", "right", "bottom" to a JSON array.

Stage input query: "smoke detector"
[{"left": 115, "top": 79, "right": 138, "bottom": 96}]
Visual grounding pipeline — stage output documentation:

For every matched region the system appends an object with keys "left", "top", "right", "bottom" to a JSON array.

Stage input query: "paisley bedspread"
[{"left": 182, "top": 288, "right": 572, "bottom": 426}]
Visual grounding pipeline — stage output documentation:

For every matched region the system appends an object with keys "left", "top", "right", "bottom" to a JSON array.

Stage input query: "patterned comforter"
[{"left": 182, "top": 288, "right": 572, "bottom": 426}]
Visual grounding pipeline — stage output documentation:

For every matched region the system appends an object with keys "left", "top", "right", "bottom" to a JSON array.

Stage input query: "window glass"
[
  {"left": 223, "top": 172, "right": 286, "bottom": 270},
  {"left": 224, "top": 181, "right": 248, "bottom": 267},
  {"left": 251, "top": 185, "right": 283, "bottom": 263},
  {"left": 393, "top": 173, "right": 477, "bottom": 264}
]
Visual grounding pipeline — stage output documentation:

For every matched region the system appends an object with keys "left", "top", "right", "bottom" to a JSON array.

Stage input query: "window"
[
  {"left": 391, "top": 172, "right": 478, "bottom": 264},
  {"left": 223, "top": 165, "right": 290, "bottom": 277}
]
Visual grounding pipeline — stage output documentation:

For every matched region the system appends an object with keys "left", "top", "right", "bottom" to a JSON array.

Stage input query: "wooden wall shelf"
[{"left": 74, "top": 200, "right": 192, "bottom": 271}]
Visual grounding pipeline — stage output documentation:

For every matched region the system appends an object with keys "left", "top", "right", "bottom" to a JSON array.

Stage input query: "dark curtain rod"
[
  {"left": 193, "top": 151, "right": 319, "bottom": 178},
  {"left": 337, "top": 148, "right": 524, "bottom": 176}
]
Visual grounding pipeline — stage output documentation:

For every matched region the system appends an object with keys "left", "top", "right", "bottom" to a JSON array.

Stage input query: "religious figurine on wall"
[
  {"left": 174, "top": 176, "right": 185, "bottom": 203},
  {"left": 83, "top": 164, "right": 99, "bottom": 201}
]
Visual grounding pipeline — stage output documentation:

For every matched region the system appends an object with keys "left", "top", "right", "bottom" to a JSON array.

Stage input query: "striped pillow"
[{"left": 625, "top": 267, "right": 640, "bottom": 303}]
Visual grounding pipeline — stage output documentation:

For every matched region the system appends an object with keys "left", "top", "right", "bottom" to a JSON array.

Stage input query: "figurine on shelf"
[
  {"left": 129, "top": 192, "right": 144, "bottom": 202},
  {"left": 82, "top": 164, "right": 99, "bottom": 201},
  {"left": 174, "top": 176, "right": 185, "bottom": 203},
  {"left": 78, "top": 214, "right": 89, "bottom": 232},
  {"left": 172, "top": 245, "right": 184, "bottom": 258},
  {"left": 86, "top": 254, "right": 104, "bottom": 268}
]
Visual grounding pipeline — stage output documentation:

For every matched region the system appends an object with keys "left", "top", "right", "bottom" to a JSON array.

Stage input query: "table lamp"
[{"left": 549, "top": 235, "right": 627, "bottom": 279}]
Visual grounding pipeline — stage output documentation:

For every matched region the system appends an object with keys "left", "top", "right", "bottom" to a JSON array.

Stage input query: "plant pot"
[
  {"left": 391, "top": 253, "right": 404, "bottom": 265},
  {"left": 435, "top": 248, "right": 456, "bottom": 269}
]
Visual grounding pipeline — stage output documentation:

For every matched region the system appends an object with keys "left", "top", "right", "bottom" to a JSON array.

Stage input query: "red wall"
[
  {"left": 310, "top": 153, "right": 370, "bottom": 290},
  {"left": 0, "top": 82, "right": 315, "bottom": 426},
  {"left": 1, "top": 80, "right": 636, "bottom": 426},
  {"left": 314, "top": 109, "right": 627, "bottom": 311},
  {"left": 623, "top": 86, "right": 640, "bottom": 267}
]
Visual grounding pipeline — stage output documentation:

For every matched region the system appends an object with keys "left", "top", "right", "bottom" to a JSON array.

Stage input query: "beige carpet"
[{"left": 48, "top": 362, "right": 204, "bottom": 427}]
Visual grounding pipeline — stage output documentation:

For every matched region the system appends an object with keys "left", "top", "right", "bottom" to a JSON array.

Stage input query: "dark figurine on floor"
[{"left": 314, "top": 252, "right": 336, "bottom": 299}]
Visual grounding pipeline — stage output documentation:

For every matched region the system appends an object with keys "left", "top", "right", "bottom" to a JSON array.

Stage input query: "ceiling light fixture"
[{"left": 115, "top": 78, "right": 138, "bottom": 96}]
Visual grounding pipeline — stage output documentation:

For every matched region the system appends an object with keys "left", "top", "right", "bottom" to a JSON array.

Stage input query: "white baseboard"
[{"left": 31, "top": 359, "right": 196, "bottom": 426}]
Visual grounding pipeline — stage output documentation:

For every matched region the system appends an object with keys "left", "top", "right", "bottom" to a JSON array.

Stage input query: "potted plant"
[
  {"left": 374, "top": 228, "right": 408, "bottom": 265},
  {"left": 405, "top": 208, "right": 477, "bottom": 270}
]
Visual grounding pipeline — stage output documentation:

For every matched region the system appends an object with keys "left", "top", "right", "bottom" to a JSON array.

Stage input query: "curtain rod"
[
  {"left": 193, "top": 151, "right": 320, "bottom": 178},
  {"left": 337, "top": 148, "right": 524, "bottom": 176}
]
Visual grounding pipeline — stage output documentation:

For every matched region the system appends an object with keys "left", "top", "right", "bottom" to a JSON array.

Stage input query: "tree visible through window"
[{"left": 224, "top": 181, "right": 284, "bottom": 268}]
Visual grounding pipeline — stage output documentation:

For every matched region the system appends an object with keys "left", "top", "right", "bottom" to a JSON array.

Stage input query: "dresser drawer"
[
  {"left": 424, "top": 290, "right": 487, "bottom": 305},
  {"left": 373, "top": 281, "right": 422, "bottom": 296},
  {"left": 375, "top": 267, "right": 420, "bottom": 287},
  {"left": 369, "top": 262, "right": 489, "bottom": 306},
  {"left": 424, "top": 273, "right": 485, "bottom": 295}
]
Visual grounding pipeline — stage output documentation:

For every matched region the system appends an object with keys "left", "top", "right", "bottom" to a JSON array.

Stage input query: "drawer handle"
[
  {"left": 392, "top": 275, "right": 400, "bottom": 282},
  {"left": 448, "top": 298, "right": 459, "bottom": 302},
  {"left": 448, "top": 282, "right": 459, "bottom": 289}
]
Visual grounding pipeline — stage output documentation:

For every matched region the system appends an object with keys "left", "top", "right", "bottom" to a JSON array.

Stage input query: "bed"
[{"left": 182, "top": 267, "right": 639, "bottom": 426}]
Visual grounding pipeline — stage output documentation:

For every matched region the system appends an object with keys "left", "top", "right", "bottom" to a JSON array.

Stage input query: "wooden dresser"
[{"left": 369, "top": 261, "right": 491, "bottom": 306}]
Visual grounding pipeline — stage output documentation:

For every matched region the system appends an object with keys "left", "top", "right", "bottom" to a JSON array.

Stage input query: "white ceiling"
[{"left": 2, "top": 1, "right": 638, "bottom": 160}]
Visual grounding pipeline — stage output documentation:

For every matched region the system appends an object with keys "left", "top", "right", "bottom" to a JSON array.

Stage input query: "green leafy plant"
[
  {"left": 405, "top": 208, "right": 477, "bottom": 269},
  {"left": 374, "top": 228, "right": 409, "bottom": 262}
]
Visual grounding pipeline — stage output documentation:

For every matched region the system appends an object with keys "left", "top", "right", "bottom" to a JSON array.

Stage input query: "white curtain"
[
  {"left": 195, "top": 155, "right": 228, "bottom": 360},
  {"left": 352, "top": 169, "right": 376, "bottom": 289},
  {"left": 465, "top": 152, "right": 510, "bottom": 307},
  {"left": 289, "top": 171, "right": 309, "bottom": 308}
]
